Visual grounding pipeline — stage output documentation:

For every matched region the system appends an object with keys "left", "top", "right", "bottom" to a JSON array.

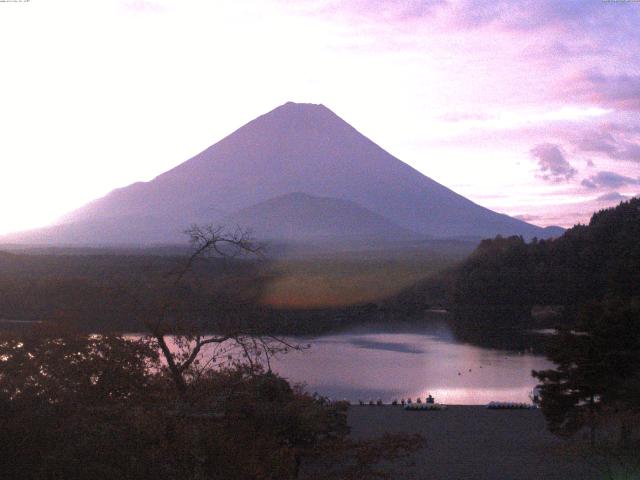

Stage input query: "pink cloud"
[
  {"left": 530, "top": 143, "right": 577, "bottom": 182},
  {"left": 564, "top": 70, "right": 640, "bottom": 111},
  {"left": 596, "top": 192, "right": 629, "bottom": 202},
  {"left": 581, "top": 171, "right": 640, "bottom": 190},
  {"left": 453, "top": 0, "right": 602, "bottom": 30},
  {"left": 513, "top": 213, "right": 541, "bottom": 222},
  {"left": 572, "top": 123, "right": 640, "bottom": 162}
]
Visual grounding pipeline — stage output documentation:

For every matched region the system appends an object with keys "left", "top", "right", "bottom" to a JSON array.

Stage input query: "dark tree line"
[
  {"left": 441, "top": 199, "right": 640, "bottom": 456},
  {"left": 0, "top": 249, "right": 268, "bottom": 331},
  {"left": 452, "top": 198, "right": 640, "bottom": 317}
]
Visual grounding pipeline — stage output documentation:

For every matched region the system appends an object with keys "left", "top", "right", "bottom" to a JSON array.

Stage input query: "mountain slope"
[
  {"left": 3, "top": 102, "right": 561, "bottom": 245},
  {"left": 223, "top": 192, "right": 418, "bottom": 243}
]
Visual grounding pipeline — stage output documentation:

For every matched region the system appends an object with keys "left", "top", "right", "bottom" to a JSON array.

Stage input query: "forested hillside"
[{"left": 453, "top": 198, "right": 639, "bottom": 309}]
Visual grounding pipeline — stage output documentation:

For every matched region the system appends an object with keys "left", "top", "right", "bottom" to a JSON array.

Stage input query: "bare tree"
[{"left": 143, "top": 224, "right": 302, "bottom": 398}]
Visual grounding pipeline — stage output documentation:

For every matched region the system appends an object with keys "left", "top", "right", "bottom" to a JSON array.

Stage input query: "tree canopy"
[
  {"left": 452, "top": 198, "right": 640, "bottom": 314},
  {"left": 532, "top": 299, "right": 640, "bottom": 449}
]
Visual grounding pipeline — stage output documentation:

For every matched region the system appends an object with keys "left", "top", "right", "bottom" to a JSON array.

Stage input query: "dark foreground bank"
[{"left": 343, "top": 405, "right": 599, "bottom": 480}]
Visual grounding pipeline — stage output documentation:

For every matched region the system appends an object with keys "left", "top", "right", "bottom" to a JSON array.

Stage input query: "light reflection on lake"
[
  {"left": 176, "top": 319, "right": 554, "bottom": 405},
  {"left": 2, "top": 318, "right": 553, "bottom": 404},
  {"left": 269, "top": 320, "right": 552, "bottom": 405}
]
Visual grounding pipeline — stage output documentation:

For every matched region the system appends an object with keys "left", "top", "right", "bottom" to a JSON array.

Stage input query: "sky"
[{"left": 0, "top": 0, "right": 639, "bottom": 235}]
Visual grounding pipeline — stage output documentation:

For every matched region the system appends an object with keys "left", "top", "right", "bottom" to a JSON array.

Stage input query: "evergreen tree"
[{"left": 533, "top": 299, "right": 640, "bottom": 443}]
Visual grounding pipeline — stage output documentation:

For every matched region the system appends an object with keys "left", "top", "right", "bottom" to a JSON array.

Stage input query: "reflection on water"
[
  {"left": 2, "top": 315, "right": 552, "bottom": 404},
  {"left": 138, "top": 318, "right": 553, "bottom": 405},
  {"left": 267, "top": 320, "right": 553, "bottom": 405}
]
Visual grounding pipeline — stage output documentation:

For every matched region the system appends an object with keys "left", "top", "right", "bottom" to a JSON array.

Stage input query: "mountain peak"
[
  {"left": 259, "top": 101, "right": 337, "bottom": 126},
  {"left": 2, "top": 102, "right": 560, "bottom": 245},
  {"left": 280, "top": 101, "right": 328, "bottom": 110}
]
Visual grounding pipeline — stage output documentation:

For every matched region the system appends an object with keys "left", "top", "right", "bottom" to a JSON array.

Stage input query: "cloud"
[
  {"left": 577, "top": 128, "right": 640, "bottom": 162},
  {"left": 578, "top": 130, "right": 618, "bottom": 156},
  {"left": 521, "top": 40, "right": 607, "bottom": 62},
  {"left": 295, "top": 0, "right": 447, "bottom": 22},
  {"left": 382, "top": 0, "right": 448, "bottom": 20},
  {"left": 530, "top": 143, "right": 577, "bottom": 182},
  {"left": 619, "top": 143, "right": 640, "bottom": 162},
  {"left": 506, "top": 190, "right": 637, "bottom": 228},
  {"left": 302, "top": 0, "right": 640, "bottom": 36},
  {"left": 566, "top": 70, "right": 640, "bottom": 111},
  {"left": 514, "top": 213, "right": 541, "bottom": 222},
  {"left": 551, "top": 120, "right": 640, "bottom": 164},
  {"left": 607, "top": 123, "right": 640, "bottom": 135},
  {"left": 581, "top": 171, "right": 640, "bottom": 190},
  {"left": 453, "top": 0, "right": 603, "bottom": 31},
  {"left": 595, "top": 192, "right": 629, "bottom": 202},
  {"left": 578, "top": 130, "right": 640, "bottom": 162}
]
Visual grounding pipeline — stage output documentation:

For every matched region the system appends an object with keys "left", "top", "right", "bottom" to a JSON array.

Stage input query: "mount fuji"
[{"left": 2, "top": 102, "right": 562, "bottom": 246}]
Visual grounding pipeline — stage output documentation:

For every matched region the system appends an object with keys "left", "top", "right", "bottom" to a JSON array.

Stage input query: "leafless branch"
[
  {"left": 141, "top": 224, "right": 306, "bottom": 399},
  {"left": 170, "top": 224, "right": 264, "bottom": 287}
]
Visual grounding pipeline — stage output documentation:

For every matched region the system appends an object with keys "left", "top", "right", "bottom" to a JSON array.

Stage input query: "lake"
[
  {"left": 267, "top": 319, "right": 553, "bottom": 405},
  {"left": 3, "top": 316, "right": 553, "bottom": 405},
  {"left": 172, "top": 317, "right": 550, "bottom": 405}
]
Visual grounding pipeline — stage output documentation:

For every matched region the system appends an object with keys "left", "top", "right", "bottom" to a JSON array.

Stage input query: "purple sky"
[{"left": 0, "top": 0, "right": 638, "bottom": 234}]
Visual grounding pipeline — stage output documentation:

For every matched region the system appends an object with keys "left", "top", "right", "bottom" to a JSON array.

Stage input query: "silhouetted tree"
[
  {"left": 133, "top": 224, "right": 301, "bottom": 398},
  {"left": 533, "top": 299, "right": 640, "bottom": 445}
]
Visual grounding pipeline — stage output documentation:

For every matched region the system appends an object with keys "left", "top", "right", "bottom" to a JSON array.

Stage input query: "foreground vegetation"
[{"left": 0, "top": 325, "right": 422, "bottom": 479}]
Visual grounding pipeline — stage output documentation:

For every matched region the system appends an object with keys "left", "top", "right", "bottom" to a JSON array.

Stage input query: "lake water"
[
  {"left": 3, "top": 317, "right": 552, "bottom": 405},
  {"left": 264, "top": 319, "right": 553, "bottom": 405}
]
